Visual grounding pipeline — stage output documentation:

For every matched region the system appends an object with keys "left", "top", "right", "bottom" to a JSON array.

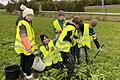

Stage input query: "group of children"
[{"left": 14, "top": 4, "right": 102, "bottom": 80}]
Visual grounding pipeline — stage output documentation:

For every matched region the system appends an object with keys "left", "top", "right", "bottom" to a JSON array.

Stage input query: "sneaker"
[
  {"left": 26, "top": 77, "right": 39, "bottom": 80},
  {"left": 25, "top": 74, "right": 39, "bottom": 80}
]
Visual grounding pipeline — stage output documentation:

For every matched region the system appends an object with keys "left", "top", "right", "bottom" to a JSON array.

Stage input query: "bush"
[
  {"left": 42, "top": 1, "right": 85, "bottom": 12},
  {"left": 26, "top": 1, "right": 39, "bottom": 13},
  {"left": 6, "top": 2, "right": 14, "bottom": 13},
  {"left": 6, "top": 1, "right": 39, "bottom": 14},
  {"left": 85, "top": 0, "right": 120, "bottom": 6},
  {"left": 0, "top": 3, "right": 5, "bottom": 9},
  {"left": 42, "top": 1, "right": 56, "bottom": 11}
]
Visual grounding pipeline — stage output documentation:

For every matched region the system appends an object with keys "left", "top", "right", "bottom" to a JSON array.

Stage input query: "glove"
[
  {"left": 98, "top": 47, "right": 102, "bottom": 51},
  {"left": 34, "top": 50, "right": 41, "bottom": 56},
  {"left": 56, "top": 30, "right": 62, "bottom": 33}
]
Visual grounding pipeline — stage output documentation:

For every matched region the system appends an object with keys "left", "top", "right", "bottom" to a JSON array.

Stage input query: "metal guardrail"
[{"left": 40, "top": 11, "right": 120, "bottom": 16}]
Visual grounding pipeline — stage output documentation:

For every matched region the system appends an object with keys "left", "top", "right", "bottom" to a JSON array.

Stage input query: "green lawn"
[
  {"left": 0, "top": 13, "right": 120, "bottom": 80},
  {"left": 85, "top": 7, "right": 120, "bottom": 13}
]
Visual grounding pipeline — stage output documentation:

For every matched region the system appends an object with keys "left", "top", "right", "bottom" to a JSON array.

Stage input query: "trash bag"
[{"left": 32, "top": 56, "right": 46, "bottom": 71}]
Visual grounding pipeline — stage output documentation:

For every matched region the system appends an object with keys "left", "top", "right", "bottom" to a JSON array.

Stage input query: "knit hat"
[
  {"left": 22, "top": 8, "right": 34, "bottom": 17},
  {"left": 58, "top": 10, "right": 65, "bottom": 17},
  {"left": 20, "top": 4, "right": 27, "bottom": 11}
]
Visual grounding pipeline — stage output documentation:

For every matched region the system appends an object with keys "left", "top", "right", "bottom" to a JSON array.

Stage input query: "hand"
[
  {"left": 73, "top": 35, "right": 78, "bottom": 39},
  {"left": 26, "top": 48, "right": 32, "bottom": 53},
  {"left": 98, "top": 47, "right": 102, "bottom": 51},
  {"left": 34, "top": 50, "right": 41, "bottom": 56},
  {"left": 50, "top": 47, "right": 54, "bottom": 51},
  {"left": 57, "top": 30, "right": 62, "bottom": 34}
]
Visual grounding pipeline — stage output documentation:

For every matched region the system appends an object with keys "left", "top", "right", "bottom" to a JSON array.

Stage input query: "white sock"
[{"left": 26, "top": 74, "right": 33, "bottom": 79}]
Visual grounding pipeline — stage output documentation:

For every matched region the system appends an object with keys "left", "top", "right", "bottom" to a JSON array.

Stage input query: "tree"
[
  {"left": 19, "top": 0, "right": 27, "bottom": 3},
  {"left": 0, "top": 3, "right": 5, "bottom": 9}
]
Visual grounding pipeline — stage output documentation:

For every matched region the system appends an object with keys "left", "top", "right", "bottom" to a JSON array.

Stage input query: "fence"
[{"left": 39, "top": 11, "right": 120, "bottom": 21}]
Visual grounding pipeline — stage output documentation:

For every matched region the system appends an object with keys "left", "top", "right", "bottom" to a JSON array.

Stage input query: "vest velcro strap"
[
  {"left": 43, "top": 52, "right": 55, "bottom": 61},
  {"left": 44, "top": 59, "right": 52, "bottom": 63},
  {"left": 83, "top": 39, "right": 90, "bottom": 42},
  {"left": 78, "top": 41, "right": 83, "bottom": 44},
  {"left": 56, "top": 46, "right": 69, "bottom": 51},
  {"left": 15, "top": 45, "right": 26, "bottom": 51}
]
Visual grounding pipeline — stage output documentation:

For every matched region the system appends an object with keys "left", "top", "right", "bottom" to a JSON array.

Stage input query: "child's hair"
[
  {"left": 72, "top": 16, "right": 83, "bottom": 27},
  {"left": 40, "top": 34, "right": 49, "bottom": 42},
  {"left": 58, "top": 10, "right": 65, "bottom": 17},
  {"left": 90, "top": 19, "right": 98, "bottom": 27}
]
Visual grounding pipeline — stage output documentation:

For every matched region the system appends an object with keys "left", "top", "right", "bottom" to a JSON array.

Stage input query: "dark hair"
[
  {"left": 72, "top": 16, "right": 83, "bottom": 27},
  {"left": 40, "top": 34, "right": 49, "bottom": 42}
]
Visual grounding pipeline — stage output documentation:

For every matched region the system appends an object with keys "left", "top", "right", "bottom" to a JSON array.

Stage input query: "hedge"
[
  {"left": 42, "top": 1, "right": 85, "bottom": 12},
  {"left": 86, "top": 0, "right": 120, "bottom": 6},
  {"left": 6, "top": 1, "right": 39, "bottom": 13}
]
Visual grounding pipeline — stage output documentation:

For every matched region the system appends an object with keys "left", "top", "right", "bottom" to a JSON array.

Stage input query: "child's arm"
[{"left": 19, "top": 25, "right": 32, "bottom": 53}]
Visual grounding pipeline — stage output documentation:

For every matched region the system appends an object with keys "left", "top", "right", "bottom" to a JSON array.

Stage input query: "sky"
[
  {"left": 0, "top": 0, "right": 10, "bottom": 5},
  {"left": 0, "top": 0, "right": 31, "bottom": 5}
]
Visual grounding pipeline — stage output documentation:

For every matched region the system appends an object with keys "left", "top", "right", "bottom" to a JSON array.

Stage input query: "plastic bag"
[{"left": 32, "top": 56, "right": 46, "bottom": 71}]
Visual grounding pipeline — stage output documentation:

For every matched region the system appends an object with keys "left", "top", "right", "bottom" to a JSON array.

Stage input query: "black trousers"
[
  {"left": 79, "top": 46, "right": 89, "bottom": 64},
  {"left": 71, "top": 43, "right": 81, "bottom": 64},
  {"left": 61, "top": 51, "right": 75, "bottom": 77},
  {"left": 20, "top": 53, "right": 35, "bottom": 76}
]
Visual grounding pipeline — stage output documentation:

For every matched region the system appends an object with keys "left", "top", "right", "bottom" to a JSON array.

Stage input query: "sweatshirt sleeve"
[
  {"left": 19, "top": 25, "right": 32, "bottom": 50},
  {"left": 93, "top": 38, "right": 100, "bottom": 49}
]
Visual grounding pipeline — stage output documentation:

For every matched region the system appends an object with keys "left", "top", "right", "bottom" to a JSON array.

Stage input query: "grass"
[
  {"left": 85, "top": 7, "right": 120, "bottom": 13},
  {"left": 0, "top": 12, "right": 120, "bottom": 80}
]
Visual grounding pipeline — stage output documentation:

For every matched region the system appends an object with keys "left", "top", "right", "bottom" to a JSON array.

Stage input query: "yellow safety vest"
[
  {"left": 53, "top": 19, "right": 62, "bottom": 31},
  {"left": 15, "top": 20, "right": 38, "bottom": 56},
  {"left": 78, "top": 23, "right": 91, "bottom": 48},
  {"left": 53, "top": 19, "right": 68, "bottom": 37},
  {"left": 73, "top": 29, "right": 79, "bottom": 46},
  {"left": 56, "top": 25, "right": 75, "bottom": 52},
  {"left": 63, "top": 20, "right": 69, "bottom": 29},
  {"left": 40, "top": 40, "right": 62, "bottom": 66}
]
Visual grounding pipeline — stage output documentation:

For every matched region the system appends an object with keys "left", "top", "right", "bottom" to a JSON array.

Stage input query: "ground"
[{"left": 0, "top": 12, "right": 120, "bottom": 80}]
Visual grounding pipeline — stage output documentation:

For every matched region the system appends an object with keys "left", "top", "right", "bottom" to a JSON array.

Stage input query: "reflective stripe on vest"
[
  {"left": 57, "top": 39, "right": 67, "bottom": 45},
  {"left": 56, "top": 46, "right": 69, "bottom": 51}
]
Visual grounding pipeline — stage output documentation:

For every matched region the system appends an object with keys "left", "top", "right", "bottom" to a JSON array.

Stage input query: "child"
[
  {"left": 89, "top": 19, "right": 102, "bottom": 51},
  {"left": 53, "top": 10, "right": 67, "bottom": 37},
  {"left": 39, "top": 34, "right": 63, "bottom": 70},
  {"left": 15, "top": 7, "right": 38, "bottom": 80}
]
